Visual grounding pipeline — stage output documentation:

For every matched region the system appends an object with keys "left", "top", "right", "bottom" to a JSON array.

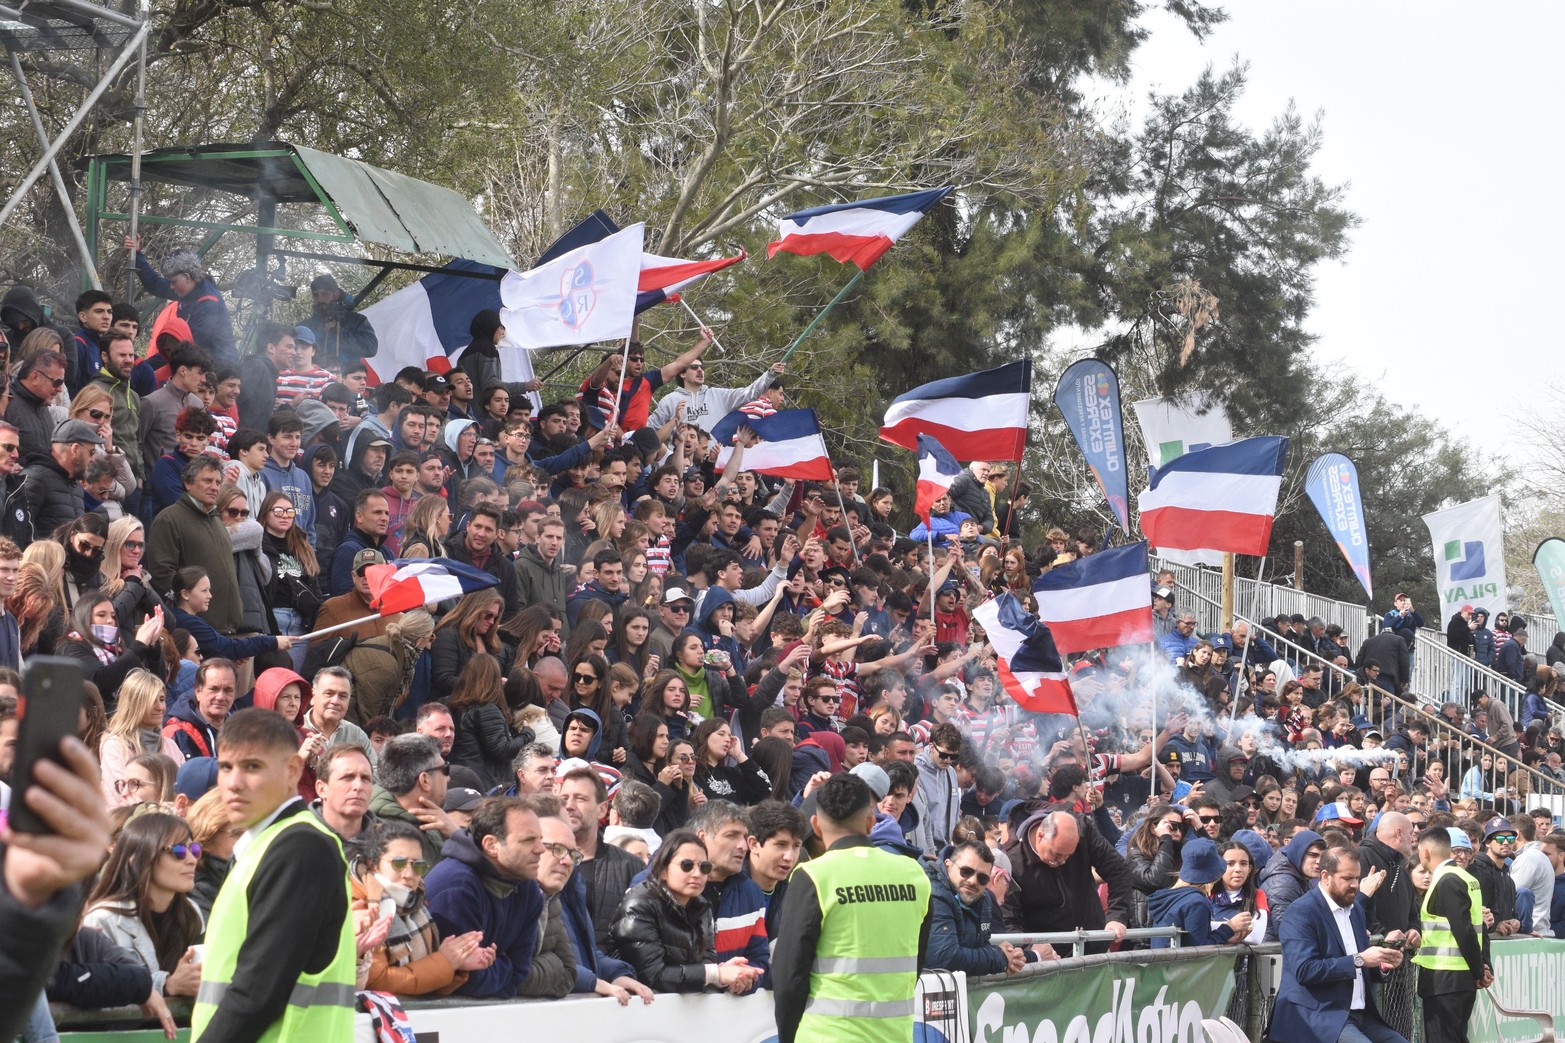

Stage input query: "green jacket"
[
  {"left": 369, "top": 784, "right": 448, "bottom": 868},
  {"left": 88, "top": 367, "right": 144, "bottom": 481}
]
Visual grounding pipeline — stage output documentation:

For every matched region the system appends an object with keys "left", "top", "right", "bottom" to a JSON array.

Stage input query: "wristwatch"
[{"left": 1352, "top": 954, "right": 1365, "bottom": 969}]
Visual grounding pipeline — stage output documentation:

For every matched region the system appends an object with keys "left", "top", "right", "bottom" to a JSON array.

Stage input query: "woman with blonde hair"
[
  {"left": 399, "top": 493, "right": 451, "bottom": 559},
  {"left": 342, "top": 608, "right": 437, "bottom": 725},
  {"left": 100, "top": 667, "right": 184, "bottom": 801},
  {"left": 591, "top": 500, "right": 628, "bottom": 544},
  {"left": 185, "top": 788, "right": 243, "bottom": 919},
  {"left": 9, "top": 540, "right": 65, "bottom": 655},
  {"left": 100, "top": 515, "right": 164, "bottom": 633},
  {"left": 257, "top": 489, "right": 322, "bottom": 672}
]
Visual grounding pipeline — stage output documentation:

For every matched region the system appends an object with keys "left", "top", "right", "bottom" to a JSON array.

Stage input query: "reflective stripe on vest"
[
  {"left": 191, "top": 809, "right": 357, "bottom": 1042},
  {"left": 793, "top": 843, "right": 931, "bottom": 1043},
  {"left": 1413, "top": 862, "right": 1483, "bottom": 974}
]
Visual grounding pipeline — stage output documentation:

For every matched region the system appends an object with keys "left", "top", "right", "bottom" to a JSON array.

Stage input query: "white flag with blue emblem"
[{"left": 499, "top": 223, "right": 645, "bottom": 349}]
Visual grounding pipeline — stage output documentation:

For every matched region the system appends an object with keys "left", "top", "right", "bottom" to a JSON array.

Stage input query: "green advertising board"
[
  {"left": 1466, "top": 937, "right": 1565, "bottom": 1043},
  {"left": 968, "top": 952, "right": 1237, "bottom": 1043}
]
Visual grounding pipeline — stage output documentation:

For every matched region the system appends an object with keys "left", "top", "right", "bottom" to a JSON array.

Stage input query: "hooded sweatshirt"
[
  {"left": 1258, "top": 828, "right": 1323, "bottom": 941},
  {"left": 424, "top": 829, "right": 546, "bottom": 999},
  {"left": 559, "top": 707, "right": 605, "bottom": 762},
  {"left": 1204, "top": 745, "right": 1255, "bottom": 804},
  {"left": 1145, "top": 884, "right": 1234, "bottom": 948},
  {"left": 688, "top": 586, "right": 744, "bottom": 673}
]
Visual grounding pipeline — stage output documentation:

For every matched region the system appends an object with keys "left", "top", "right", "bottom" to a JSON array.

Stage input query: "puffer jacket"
[
  {"left": 1126, "top": 833, "right": 1186, "bottom": 928},
  {"left": 1258, "top": 828, "right": 1323, "bottom": 941},
  {"left": 450, "top": 701, "right": 534, "bottom": 791},
  {"left": 20, "top": 452, "right": 83, "bottom": 540},
  {"left": 609, "top": 879, "right": 717, "bottom": 993},
  {"left": 924, "top": 855, "right": 1008, "bottom": 975}
]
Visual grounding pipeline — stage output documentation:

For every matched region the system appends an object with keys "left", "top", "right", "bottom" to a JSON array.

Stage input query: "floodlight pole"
[
  {"left": 8, "top": 50, "right": 100, "bottom": 287},
  {"left": 124, "top": 0, "right": 149, "bottom": 300}
]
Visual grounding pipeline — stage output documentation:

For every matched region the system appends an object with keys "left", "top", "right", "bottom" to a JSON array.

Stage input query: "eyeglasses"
[
  {"left": 87, "top": 408, "right": 109, "bottom": 421},
  {"left": 124, "top": 539, "right": 144, "bottom": 550},
  {"left": 422, "top": 763, "right": 451, "bottom": 776},
  {"left": 115, "top": 777, "right": 149, "bottom": 795},
  {"left": 163, "top": 842, "right": 203, "bottom": 860},
  {"left": 676, "top": 858, "right": 713, "bottom": 874},
  {"left": 933, "top": 747, "right": 960, "bottom": 761},
  {"left": 223, "top": 508, "right": 250, "bottom": 519},
  {"left": 386, "top": 856, "right": 431, "bottom": 875},
  {"left": 0, "top": 443, "right": 16, "bottom": 455},
  {"left": 1198, "top": 815, "right": 1221, "bottom": 824},
  {"left": 674, "top": 753, "right": 695, "bottom": 763},
  {"left": 271, "top": 506, "right": 297, "bottom": 518},
  {"left": 544, "top": 842, "right": 584, "bottom": 866},
  {"left": 573, "top": 672, "right": 599, "bottom": 684},
  {"left": 954, "top": 864, "right": 992, "bottom": 886}
]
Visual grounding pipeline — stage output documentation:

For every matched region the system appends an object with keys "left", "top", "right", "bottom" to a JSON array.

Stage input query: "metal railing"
[
  {"left": 1409, "top": 629, "right": 1565, "bottom": 739},
  {"left": 1151, "top": 556, "right": 1374, "bottom": 650},
  {"left": 992, "top": 926, "right": 1180, "bottom": 956}
]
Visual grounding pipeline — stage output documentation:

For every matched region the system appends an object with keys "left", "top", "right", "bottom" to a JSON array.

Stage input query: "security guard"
[
  {"left": 193, "top": 708, "right": 357, "bottom": 1042},
  {"left": 1412, "top": 828, "right": 1491, "bottom": 1043},
  {"left": 772, "top": 774, "right": 932, "bottom": 1043}
]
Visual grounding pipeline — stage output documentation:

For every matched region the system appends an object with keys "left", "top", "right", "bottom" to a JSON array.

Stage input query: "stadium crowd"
[{"left": 1, "top": 260, "right": 1563, "bottom": 1041}]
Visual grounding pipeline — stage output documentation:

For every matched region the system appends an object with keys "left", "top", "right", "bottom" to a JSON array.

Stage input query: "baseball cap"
[
  {"left": 292, "top": 324, "right": 317, "bottom": 347},
  {"left": 1448, "top": 828, "right": 1473, "bottom": 850},
  {"left": 682, "top": 466, "right": 705, "bottom": 482},
  {"left": 1460, "top": 603, "right": 1474, "bottom": 612},
  {"left": 52, "top": 418, "right": 104, "bottom": 446},
  {"left": 366, "top": 437, "right": 392, "bottom": 449},
  {"left": 850, "top": 763, "right": 891, "bottom": 800},
  {"left": 1153, "top": 585, "right": 1174, "bottom": 601},
  {"left": 423, "top": 374, "right": 450, "bottom": 392},
  {"left": 662, "top": 587, "right": 694, "bottom": 606},
  {"left": 442, "top": 787, "right": 484, "bottom": 813},
  {"left": 1313, "top": 801, "right": 1364, "bottom": 826},
  {"left": 353, "top": 548, "right": 386, "bottom": 574},
  {"left": 175, "top": 757, "right": 219, "bottom": 801}
]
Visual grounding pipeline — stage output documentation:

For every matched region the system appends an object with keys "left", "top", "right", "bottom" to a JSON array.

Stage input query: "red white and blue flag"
[
  {"left": 972, "top": 593, "right": 1077, "bottom": 715},
  {"left": 914, "top": 434, "right": 961, "bottom": 521},
  {"left": 1031, "top": 541, "right": 1155, "bottom": 654},
  {"left": 638, "top": 249, "right": 746, "bottom": 308},
  {"left": 769, "top": 187, "right": 953, "bottom": 270},
  {"left": 1137, "top": 436, "right": 1289, "bottom": 556},
  {"left": 365, "top": 559, "right": 501, "bottom": 615},
  {"left": 880, "top": 359, "right": 1032, "bottom": 462},
  {"left": 709, "top": 408, "right": 834, "bottom": 480}
]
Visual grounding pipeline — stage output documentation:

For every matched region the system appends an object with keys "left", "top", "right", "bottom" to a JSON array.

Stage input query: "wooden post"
[
  {"left": 1221, "top": 553, "right": 1235, "bottom": 631},
  {"left": 1293, "top": 540, "right": 1305, "bottom": 591}
]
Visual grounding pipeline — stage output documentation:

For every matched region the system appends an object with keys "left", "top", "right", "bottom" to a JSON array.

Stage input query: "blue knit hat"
[{"left": 1179, "top": 838, "right": 1225, "bottom": 885}]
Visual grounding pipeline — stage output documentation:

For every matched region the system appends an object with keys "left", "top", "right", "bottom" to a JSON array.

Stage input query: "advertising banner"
[
  {"left": 1533, "top": 539, "right": 1565, "bottom": 635},
  {"left": 1422, "top": 494, "right": 1508, "bottom": 626},
  {"left": 967, "top": 952, "right": 1236, "bottom": 1043},
  {"left": 1130, "top": 394, "right": 1234, "bottom": 566},
  {"left": 1306, "top": 453, "right": 1373, "bottom": 601},
  {"left": 1466, "top": 937, "right": 1565, "bottom": 1043},
  {"left": 1054, "top": 359, "right": 1130, "bottom": 534}
]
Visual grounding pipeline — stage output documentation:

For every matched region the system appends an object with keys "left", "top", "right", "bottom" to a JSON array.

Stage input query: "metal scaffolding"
[{"left": 0, "top": 0, "right": 150, "bottom": 291}]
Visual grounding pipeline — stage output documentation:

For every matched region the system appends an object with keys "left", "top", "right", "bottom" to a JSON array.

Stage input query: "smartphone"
[{"left": 8, "top": 657, "right": 86, "bottom": 834}]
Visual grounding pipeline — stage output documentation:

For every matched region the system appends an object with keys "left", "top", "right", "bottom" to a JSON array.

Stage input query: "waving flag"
[
  {"left": 639, "top": 250, "right": 746, "bottom": 308},
  {"left": 972, "top": 594, "right": 1077, "bottom": 715},
  {"left": 1137, "top": 436, "right": 1289, "bottom": 556},
  {"left": 364, "top": 559, "right": 501, "bottom": 615},
  {"left": 769, "top": 187, "right": 953, "bottom": 270},
  {"left": 499, "top": 223, "right": 645, "bottom": 350},
  {"left": 914, "top": 435, "right": 961, "bottom": 522},
  {"left": 880, "top": 360, "right": 1032, "bottom": 462},
  {"left": 1031, "top": 542, "right": 1155, "bottom": 654},
  {"left": 710, "top": 408, "right": 833, "bottom": 480}
]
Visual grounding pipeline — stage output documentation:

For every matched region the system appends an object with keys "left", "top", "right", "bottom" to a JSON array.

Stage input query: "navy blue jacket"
[
  {"left": 561, "top": 870, "right": 637, "bottom": 993},
  {"left": 425, "top": 829, "right": 546, "bottom": 998},
  {"left": 925, "top": 859, "right": 1008, "bottom": 975},
  {"left": 1269, "top": 885, "right": 1390, "bottom": 1043}
]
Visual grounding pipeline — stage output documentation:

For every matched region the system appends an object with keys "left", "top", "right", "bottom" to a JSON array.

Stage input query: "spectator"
[
  {"left": 557, "top": 765, "right": 644, "bottom": 951},
  {"left": 349, "top": 820, "right": 493, "bottom": 996},
  {"left": 1146, "top": 838, "right": 1250, "bottom": 947},
  {"left": 22, "top": 418, "right": 99, "bottom": 538},
  {"left": 927, "top": 840, "right": 1030, "bottom": 974},
  {"left": 82, "top": 812, "right": 205, "bottom": 1000},
  {"left": 450, "top": 653, "right": 534, "bottom": 791},
  {"left": 372, "top": 733, "right": 459, "bottom": 869},
  {"left": 1211, "top": 837, "right": 1269, "bottom": 943},
  {"left": 6, "top": 348, "right": 68, "bottom": 464},
  {"left": 1259, "top": 827, "right": 1325, "bottom": 941},
  {"left": 128, "top": 238, "right": 237, "bottom": 367},
  {"left": 339, "top": 608, "right": 436, "bottom": 726},
  {"left": 99, "top": 667, "right": 185, "bottom": 801},
  {"left": 167, "top": 564, "right": 290, "bottom": 664},
  {"left": 137, "top": 341, "right": 209, "bottom": 480},
  {"left": 237, "top": 322, "right": 295, "bottom": 431},
  {"left": 1508, "top": 812, "right": 1552, "bottom": 935},
  {"left": 1001, "top": 810, "right": 1133, "bottom": 947},
  {"left": 1125, "top": 803, "right": 1196, "bottom": 928},
  {"left": 57, "top": 591, "right": 165, "bottom": 700},
  {"left": 162, "top": 658, "right": 238, "bottom": 761},
  {"left": 312, "top": 744, "right": 378, "bottom": 842},
  {"left": 425, "top": 796, "right": 548, "bottom": 998},
  {"left": 329, "top": 489, "right": 392, "bottom": 597},
  {"left": 691, "top": 718, "right": 773, "bottom": 805},
  {"left": 146, "top": 456, "right": 249, "bottom": 639}
]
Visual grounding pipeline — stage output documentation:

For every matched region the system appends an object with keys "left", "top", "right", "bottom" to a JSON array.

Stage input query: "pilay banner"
[
  {"left": 965, "top": 950, "right": 1236, "bottom": 1043},
  {"left": 1130, "top": 394, "right": 1234, "bottom": 566},
  {"left": 1534, "top": 539, "right": 1565, "bottom": 634},
  {"left": 1054, "top": 358, "right": 1130, "bottom": 535},
  {"left": 1305, "top": 452, "right": 1373, "bottom": 601},
  {"left": 1422, "top": 494, "right": 1508, "bottom": 627}
]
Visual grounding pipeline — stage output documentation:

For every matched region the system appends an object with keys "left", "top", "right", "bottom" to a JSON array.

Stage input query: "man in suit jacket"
[{"left": 1269, "top": 846, "right": 1415, "bottom": 1043}]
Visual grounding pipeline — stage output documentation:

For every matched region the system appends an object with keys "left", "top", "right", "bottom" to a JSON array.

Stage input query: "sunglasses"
[
  {"left": 48, "top": 376, "right": 65, "bottom": 389},
  {"left": 933, "top": 748, "right": 960, "bottom": 761},
  {"left": 1491, "top": 834, "right": 1518, "bottom": 844},
  {"left": 87, "top": 408, "right": 109, "bottom": 421},
  {"left": 480, "top": 611, "right": 499, "bottom": 623},
  {"left": 386, "top": 856, "right": 431, "bottom": 875},
  {"left": 1162, "top": 821, "right": 1185, "bottom": 832},
  {"left": 544, "top": 842, "right": 583, "bottom": 866},
  {"left": 573, "top": 672, "right": 599, "bottom": 684},
  {"left": 954, "top": 864, "right": 992, "bottom": 886},
  {"left": 271, "top": 506, "right": 297, "bottom": 518},
  {"left": 223, "top": 508, "right": 250, "bottom": 519},
  {"left": 423, "top": 763, "right": 451, "bottom": 776},
  {"left": 0, "top": 443, "right": 15, "bottom": 455},
  {"left": 674, "top": 753, "right": 696, "bottom": 763},
  {"left": 816, "top": 695, "right": 842, "bottom": 705},
  {"left": 677, "top": 858, "right": 713, "bottom": 874},
  {"left": 666, "top": 604, "right": 691, "bottom": 613},
  {"left": 75, "top": 541, "right": 105, "bottom": 557},
  {"left": 825, "top": 577, "right": 848, "bottom": 587},
  {"left": 627, "top": 355, "right": 645, "bottom": 363},
  {"left": 164, "top": 842, "right": 203, "bottom": 860},
  {"left": 1198, "top": 815, "right": 1221, "bottom": 824}
]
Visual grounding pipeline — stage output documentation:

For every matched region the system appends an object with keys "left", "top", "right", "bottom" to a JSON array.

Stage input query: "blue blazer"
[{"left": 1269, "top": 885, "right": 1389, "bottom": 1043}]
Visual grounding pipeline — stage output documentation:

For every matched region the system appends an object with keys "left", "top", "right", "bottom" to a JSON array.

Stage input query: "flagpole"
[
  {"left": 780, "top": 268, "right": 865, "bottom": 364},
  {"left": 676, "top": 298, "right": 726, "bottom": 354},
  {"left": 927, "top": 527, "right": 937, "bottom": 635},
  {"left": 1234, "top": 556, "right": 1268, "bottom": 699},
  {"left": 605, "top": 334, "right": 634, "bottom": 433},
  {"left": 297, "top": 614, "right": 381, "bottom": 643}
]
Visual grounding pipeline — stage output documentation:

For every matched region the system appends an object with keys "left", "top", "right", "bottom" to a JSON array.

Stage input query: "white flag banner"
[
  {"left": 1131, "top": 394, "right": 1235, "bottom": 566},
  {"left": 499, "top": 223, "right": 645, "bottom": 349},
  {"left": 1422, "top": 494, "right": 1508, "bottom": 627}
]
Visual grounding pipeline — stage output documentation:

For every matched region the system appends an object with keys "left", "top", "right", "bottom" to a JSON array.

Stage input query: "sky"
[{"left": 1106, "top": 1, "right": 1565, "bottom": 463}]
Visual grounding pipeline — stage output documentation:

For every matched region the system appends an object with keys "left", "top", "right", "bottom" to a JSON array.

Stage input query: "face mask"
[
  {"left": 374, "top": 872, "right": 416, "bottom": 909},
  {"left": 91, "top": 623, "right": 119, "bottom": 645}
]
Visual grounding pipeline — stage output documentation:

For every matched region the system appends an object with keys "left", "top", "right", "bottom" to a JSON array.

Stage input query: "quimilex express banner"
[
  {"left": 1533, "top": 539, "right": 1565, "bottom": 635},
  {"left": 1054, "top": 358, "right": 1130, "bottom": 535},
  {"left": 1306, "top": 453, "right": 1373, "bottom": 601},
  {"left": 965, "top": 951, "right": 1236, "bottom": 1043},
  {"left": 1422, "top": 494, "right": 1508, "bottom": 627}
]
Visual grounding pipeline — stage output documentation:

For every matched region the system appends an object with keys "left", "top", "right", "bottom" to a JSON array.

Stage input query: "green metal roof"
[{"left": 82, "top": 141, "right": 515, "bottom": 268}]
